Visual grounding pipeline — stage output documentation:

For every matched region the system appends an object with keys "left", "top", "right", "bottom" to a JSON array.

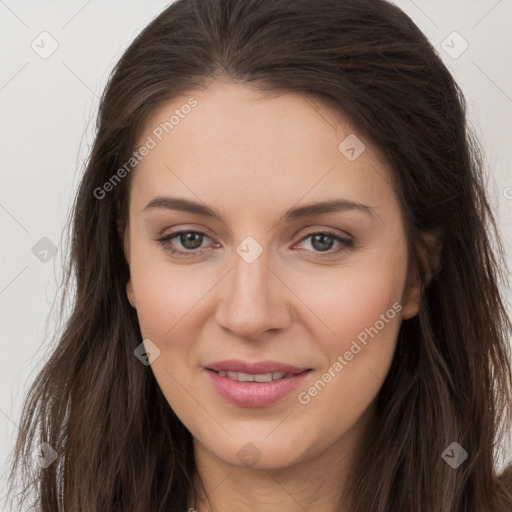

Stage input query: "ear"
[
  {"left": 118, "top": 218, "right": 129, "bottom": 261},
  {"left": 120, "top": 219, "right": 136, "bottom": 308},
  {"left": 401, "top": 228, "right": 443, "bottom": 320},
  {"left": 126, "top": 279, "right": 136, "bottom": 309}
]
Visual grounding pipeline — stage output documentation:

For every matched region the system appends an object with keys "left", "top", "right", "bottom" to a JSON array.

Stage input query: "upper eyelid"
[{"left": 158, "top": 222, "right": 352, "bottom": 238}]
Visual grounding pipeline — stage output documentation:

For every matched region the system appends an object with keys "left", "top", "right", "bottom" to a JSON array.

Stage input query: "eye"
[
  {"left": 156, "top": 230, "right": 215, "bottom": 258},
  {"left": 293, "top": 231, "right": 353, "bottom": 256},
  {"left": 156, "top": 229, "right": 354, "bottom": 259}
]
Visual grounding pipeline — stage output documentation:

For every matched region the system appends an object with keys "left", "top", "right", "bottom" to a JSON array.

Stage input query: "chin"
[{"left": 199, "top": 435, "right": 309, "bottom": 470}]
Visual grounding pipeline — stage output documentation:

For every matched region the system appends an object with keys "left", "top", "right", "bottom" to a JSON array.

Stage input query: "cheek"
[
  {"left": 288, "top": 252, "right": 407, "bottom": 416},
  {"left": 291, "top": 268, "right": 404, "bottom": 436},
  {"left": 131, "top": 267, "right": 201, "bottom": 341},
  {"left": 128, "top": 241, "right": 221, "bottom": 351},
  {"left": 295, "top": 258, "right": 406, "bottom": 350},
  {"left": 128, "top": 228, "right": 187, "bottom": 321},
  {"left": 129, "top": 261, "right": 205, "bottom": 403}
]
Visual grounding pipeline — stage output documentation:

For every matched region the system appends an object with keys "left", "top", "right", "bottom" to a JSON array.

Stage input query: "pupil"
[
  {"left": 312, "top": 234, "right": 333, "bottom": 251},
  {"left": 181, "top": 232, "right": 203, "bottom": 249}
]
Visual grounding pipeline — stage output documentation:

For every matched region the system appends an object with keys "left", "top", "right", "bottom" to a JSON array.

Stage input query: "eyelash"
[{"left": 155, "top": 230, "right": 354, "bottom": 259}]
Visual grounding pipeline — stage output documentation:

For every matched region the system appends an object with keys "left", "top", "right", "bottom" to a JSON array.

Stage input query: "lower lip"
[{"left": 205, "top": 369, "right": 312, "bottom": 407}]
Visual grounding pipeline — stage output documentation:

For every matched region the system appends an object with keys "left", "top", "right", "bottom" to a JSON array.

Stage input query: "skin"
[{"left": 124, "top": 78, "right": 432, "bottom": 512}]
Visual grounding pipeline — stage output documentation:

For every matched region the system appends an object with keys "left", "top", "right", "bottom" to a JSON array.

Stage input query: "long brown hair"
[{"left": 5, "top": 0, "right": 512, "bottom": 510}]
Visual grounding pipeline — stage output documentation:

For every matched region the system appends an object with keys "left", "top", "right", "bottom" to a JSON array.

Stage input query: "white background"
[{"left": 1, "top": 0, "right": 511, "bottom": 505}]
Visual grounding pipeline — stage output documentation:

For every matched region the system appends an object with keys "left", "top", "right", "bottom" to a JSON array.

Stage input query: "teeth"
[
  {"left": 254, "top": 373, "right": 272, "bottom": 382},
  {"left": 217, "top": 371, "right": 287, "bottom": 382}
]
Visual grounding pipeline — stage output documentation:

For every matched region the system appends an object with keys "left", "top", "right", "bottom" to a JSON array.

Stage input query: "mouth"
[
  {"left": 204, "top": 360, "right": 313, "bottom": 407},
  {"left": 208, "top": 369, "right": 307, "bottom": 382},
  {"left": 205, "top": 359, "right": 311, "bottom": 376}
]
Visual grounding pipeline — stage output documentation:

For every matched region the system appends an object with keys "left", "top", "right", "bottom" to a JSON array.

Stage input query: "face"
[{"left": 124, "top": 79, "right": 422, "bottom": 472}]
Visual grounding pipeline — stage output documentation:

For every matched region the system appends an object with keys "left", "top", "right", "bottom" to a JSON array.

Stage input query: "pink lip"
[{"left": 204, "top": 359, "right": 312, "bottom": 408}]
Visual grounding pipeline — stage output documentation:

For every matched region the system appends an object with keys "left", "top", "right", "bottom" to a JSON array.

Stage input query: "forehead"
[{"left": 129, "top": 80, "right": 396, "bottom": 218}]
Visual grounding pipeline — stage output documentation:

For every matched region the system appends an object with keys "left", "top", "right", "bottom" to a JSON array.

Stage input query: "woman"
[{"left": 6, "top": 0, "right": 512, "bottom": 510}]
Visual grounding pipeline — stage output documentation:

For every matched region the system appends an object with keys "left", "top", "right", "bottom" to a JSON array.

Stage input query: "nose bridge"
[
  {"left": 215, "top": 241, "right": 290, "bottom": 338},
  {"left": 232, "top": 247, "right": 271, "bottom": 304}
]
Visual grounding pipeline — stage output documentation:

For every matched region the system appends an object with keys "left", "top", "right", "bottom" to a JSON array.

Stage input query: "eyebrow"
[{"left": 143, "top": 196, "right": 377, "bottom": 221}]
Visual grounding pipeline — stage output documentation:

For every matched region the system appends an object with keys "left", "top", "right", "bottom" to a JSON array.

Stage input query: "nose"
[{"left": 214, "top": 247, "right": 293, "bottom": 341}]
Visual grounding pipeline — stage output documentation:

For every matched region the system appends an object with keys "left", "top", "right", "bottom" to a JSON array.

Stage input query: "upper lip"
[{"left": 206, "top": 359, "right": 310, "bottom": 375}]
